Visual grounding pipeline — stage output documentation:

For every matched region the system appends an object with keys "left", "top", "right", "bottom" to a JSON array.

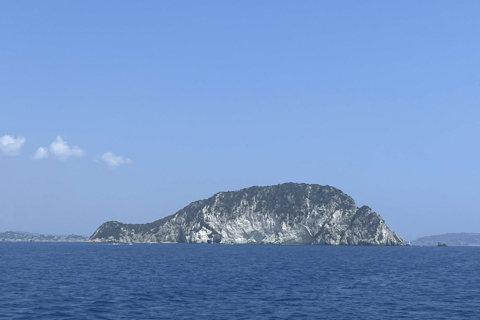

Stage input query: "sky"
[{"left": 1, "top": 1, "right": 479, "bottom": 240}]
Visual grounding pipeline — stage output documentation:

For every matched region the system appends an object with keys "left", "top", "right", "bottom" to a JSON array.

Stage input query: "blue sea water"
[{"left": 0, "top": 243, "right": 479, "bottom": 319}]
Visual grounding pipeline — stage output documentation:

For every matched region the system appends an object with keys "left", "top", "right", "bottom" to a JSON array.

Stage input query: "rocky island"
[{"left": 88, "top": 183, "right": 404, "bottom": 245}]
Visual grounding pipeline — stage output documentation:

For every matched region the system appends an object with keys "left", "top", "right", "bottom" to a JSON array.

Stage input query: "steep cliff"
[{"left": 88, "top": 183, "right": 403, "bottom": 245}]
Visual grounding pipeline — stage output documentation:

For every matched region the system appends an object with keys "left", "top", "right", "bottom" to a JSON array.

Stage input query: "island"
[{"left": 88, "top": 183, "right": 404, "bottom": 245}]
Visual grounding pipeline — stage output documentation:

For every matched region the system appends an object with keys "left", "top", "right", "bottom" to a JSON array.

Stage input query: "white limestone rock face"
[{"left": 88, "top": 183, "right": 404, "bottom": 246}]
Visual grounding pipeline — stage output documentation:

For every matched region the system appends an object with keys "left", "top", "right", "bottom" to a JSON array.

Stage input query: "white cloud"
[
  {"left": 0, "top": 135, "right": 26, "bottom": 156},
  {"left": 49, "top": 136, "right": 85, "bottom": 160},
  {"left": 33, "top": 147, "right": 49, "bottom": 160},
  {"left": 98, "top": 152, "right": 132, "bottom": 167}
]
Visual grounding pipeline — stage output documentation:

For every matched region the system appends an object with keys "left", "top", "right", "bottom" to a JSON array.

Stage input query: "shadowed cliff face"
[{"left": 88, "top": 183, "right": 404, "bottom": 246}]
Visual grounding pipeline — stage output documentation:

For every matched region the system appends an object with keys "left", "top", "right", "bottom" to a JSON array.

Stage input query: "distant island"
[
  {"left": 411, "top": 233, "right": 480, "bottom": 246},
  {"left": 0, "top": 231, "right": 88, "bottom": 242},
  {"left": 88, "top": 183, "right": 404, "bottom": 245}
]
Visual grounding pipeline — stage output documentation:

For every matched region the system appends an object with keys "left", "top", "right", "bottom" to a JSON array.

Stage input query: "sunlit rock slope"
[{"left": 88, "top": 183, "right": 403, "bottom": 245}]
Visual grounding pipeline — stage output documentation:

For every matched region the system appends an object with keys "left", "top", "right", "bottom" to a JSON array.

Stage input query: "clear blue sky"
[{"left": 1, "top": 1, "right": 479, "bottom": 240}]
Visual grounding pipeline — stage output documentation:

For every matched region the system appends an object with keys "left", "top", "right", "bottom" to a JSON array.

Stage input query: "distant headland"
[
  {"left": 0, "top": 231, "right": 87, "bottom": 242},
  {"left": 411, "top": 233, "right": 480, "bottom": 246}
]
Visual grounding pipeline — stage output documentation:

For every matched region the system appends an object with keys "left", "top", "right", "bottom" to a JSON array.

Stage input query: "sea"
[{"left": 0, "top": 243, "right": 479, "bottom": 319}]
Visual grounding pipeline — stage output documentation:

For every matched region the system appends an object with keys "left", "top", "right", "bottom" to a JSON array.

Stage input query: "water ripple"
[{"left": 0, "top": 243, "right": 479, "bottom": 319}]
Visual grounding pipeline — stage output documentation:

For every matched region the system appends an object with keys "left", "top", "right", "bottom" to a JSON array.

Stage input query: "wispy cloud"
[
  {"left": 50, "top": 136, "right": 85, "bottom": 160},
  {"left": 33, "top": 147, "right": 49, "bottom": 160},
  {"left": 34, "top": 136, "right": 85, "bottom": 160},
  {"left": 0, "top": 135, "right": 26, "bottom": 156},
  {"left": 15, "top": 135, "right": 134, "bottom": 169},
  {"left": 97, "top": 152, "right": 132, "bottom": 168}
]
